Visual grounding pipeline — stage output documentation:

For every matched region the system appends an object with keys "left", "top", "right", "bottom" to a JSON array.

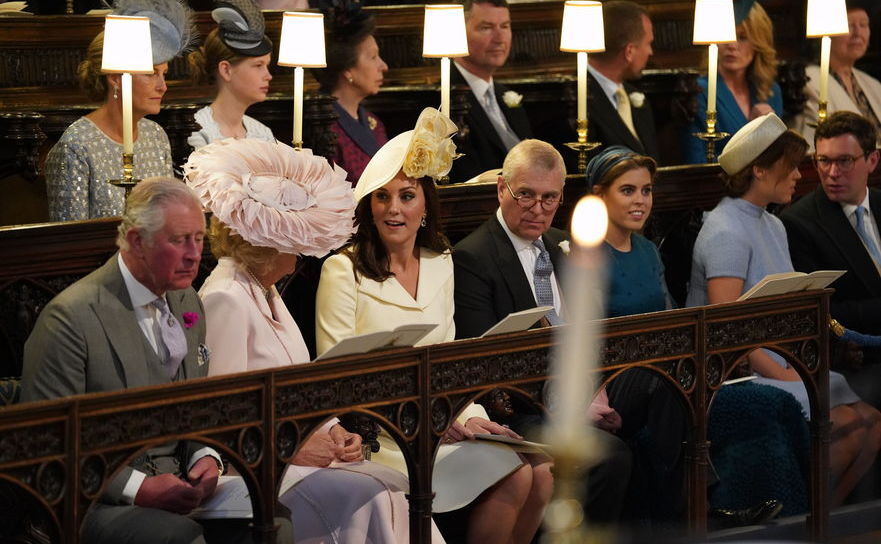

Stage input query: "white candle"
[
  {"left": 819, "top": 35, "right": 831, "bottom": 105},
  {"left": 577, "top": 51, "right": 587, "bottom": 121},
  {"left": 546, "top": 196, "right": 608, "bottom": 449},
  {"left": 441, "top": 56, "right": 451, "bottom": 118},
  {"left": 707, "top": 44, "right": 718, "bottom": 116},
  {"left": 293, "top": 66, "right": 304, "bottom": 146},
  {"left": 121, "top": 72, "right": 133, "bottom": 155}
]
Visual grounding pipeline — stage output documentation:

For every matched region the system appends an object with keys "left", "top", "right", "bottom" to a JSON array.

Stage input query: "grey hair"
[
  {"left": 116, "top": 176, "right": 203, "bottom": 250},
  {"left": 502, "top": 139, "right": 566, "bottom": 184}
]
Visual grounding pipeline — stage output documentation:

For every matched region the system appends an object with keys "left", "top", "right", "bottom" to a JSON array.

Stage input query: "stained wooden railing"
[{"left": 0, "top": 289, "right": 831, "bottom": 543}]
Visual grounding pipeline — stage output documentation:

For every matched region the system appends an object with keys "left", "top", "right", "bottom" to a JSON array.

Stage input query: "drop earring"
[
  {"left": 113, "top": 86, "right": 119, "bottom": 100},
  {"left": 420, "top": 215, "right": 427, "bottom": 228}
]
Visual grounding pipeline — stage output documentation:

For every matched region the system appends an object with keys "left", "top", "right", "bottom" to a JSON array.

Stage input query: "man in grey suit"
[{"left": 22, "top": 178, "right": 220, "bottom": 544}]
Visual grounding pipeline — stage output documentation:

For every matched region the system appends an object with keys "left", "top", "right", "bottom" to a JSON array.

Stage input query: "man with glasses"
[{"left": 782, "top": 111, "right": 881, "bottom": 409}]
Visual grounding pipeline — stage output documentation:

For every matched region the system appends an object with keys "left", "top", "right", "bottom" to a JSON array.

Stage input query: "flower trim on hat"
[
  {"left": 184, "top": 139, "right": 356, "bottom": 257},
  {"left": 402, "top": 108, "right": 458, "bottom": 180}
]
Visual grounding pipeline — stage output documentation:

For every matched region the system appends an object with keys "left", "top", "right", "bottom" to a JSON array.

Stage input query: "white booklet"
[
  {"left": 189, "top": 476, "right": 252, "bottom": 519},
  {"left": 480, "top": 306, "right": 555, "bottom": 337},
  {"left": 316, "top": 323, "right": 438, "bottom": 360},
  {"left": 737, "top": 270, "right": 845, "bottom": 301}
]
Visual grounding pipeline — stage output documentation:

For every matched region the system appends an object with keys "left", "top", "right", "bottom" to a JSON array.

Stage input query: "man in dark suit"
[
  {"left": 453, "top": 139, "right": 634, "bottom": 524},
  {"left": 449, "top": 0, "right": 533, "bottom": 182},
  {"left": 782, "top": 111, "right": 881, "bottom": 408},
  {"left": 586, "top": 1, "right": 659, "bottom": 161},
  {"left": 21, "top": 178, "right": 222, "bottom": 544}
]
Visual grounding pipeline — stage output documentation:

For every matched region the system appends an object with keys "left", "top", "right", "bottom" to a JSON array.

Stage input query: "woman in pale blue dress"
[{"left": 688, "top": 113, "right": 881, "bottom": 504}]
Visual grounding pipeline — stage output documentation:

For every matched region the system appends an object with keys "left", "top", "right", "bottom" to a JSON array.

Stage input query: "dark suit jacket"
[
  {"left": 449, "top": 66, "right": 533, "bottom": 182},
  {"left": 453, "top": 215, "right": 567, "bottom": 339},
  {"left": 587, "top": 75, "right": 660, "bottom": 161},
  {"left": 781, "top": 186, "right": 881, "bottom": 334},
  {"left": 21, "top": 255, "right": 209, "bottom": 502}
]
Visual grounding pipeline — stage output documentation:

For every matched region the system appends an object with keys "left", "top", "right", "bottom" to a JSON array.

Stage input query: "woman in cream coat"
[
  {"left": 186, "top": 138, "right": 444, "bottom": 543},
  {"left": 793, "top": 4, "right": 881, "bottom": 147},
  {"left": 316, "top": 108, "right": 553, "bottom": 544}
]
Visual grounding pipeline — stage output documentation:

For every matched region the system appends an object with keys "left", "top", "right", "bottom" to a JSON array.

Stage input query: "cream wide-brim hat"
[
  {"left": 718, "top": 112, "right": 788, "bottom": 175},
  {"left": 353, "top": 107, "right": 458, "bottom": 202}
]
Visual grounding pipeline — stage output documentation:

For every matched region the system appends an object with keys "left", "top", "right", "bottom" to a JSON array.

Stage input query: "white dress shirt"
[
  {"left": 454, "top": 62, "right": 521, "bottom": 150},
  {"left": 495, "top": 208, "right": 563, "bottom": 317},
  {"left": 588, "top": 64, "right": 625, "bottom": 109}
]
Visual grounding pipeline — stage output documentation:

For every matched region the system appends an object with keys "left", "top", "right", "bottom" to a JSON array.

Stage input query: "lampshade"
[
  {"left": 278, "top": 11, "right": 326, "bottom": 67},
  {"left": 101, "top": 15, "right": 154, "bottom": 74},
  {"left": 560, "top": 1, "right": 605, "bottom": 53},
  {"left": 806, "top": 0, "right": 849, "bottom": 37},
  {"left": 423, "top": 5, "right": 469, "bottom": 58},
  {"left": 693, "top": 0, "right": 736, "bottom": 45}
]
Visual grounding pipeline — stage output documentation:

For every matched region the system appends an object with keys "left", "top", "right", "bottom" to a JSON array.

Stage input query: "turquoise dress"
[
  {"left": 605, "top": 234, "right": 670, "bottom": 317},
  {"left": 683, "top": 76, "right": 783, "bottom": 164}
]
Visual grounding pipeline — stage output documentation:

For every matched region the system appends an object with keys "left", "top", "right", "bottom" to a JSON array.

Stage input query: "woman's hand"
[
  {"left": 329, "top": 424, "right": 364, "bottom": 463},
  {"left": 292, "top": 433, "right": 338, "bottom": 467},
  {"left": 441, "top": 417, "right": 522, "bottom": 444},
  {"left": 750, "top": 102, "right": 774, "bottom": 119}
]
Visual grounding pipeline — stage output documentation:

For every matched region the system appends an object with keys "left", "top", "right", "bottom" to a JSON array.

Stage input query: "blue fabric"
[
  {"left": 687, "top": 197, "right": 793, "bottom": 307},
  {"left": 709, "top": 382, "right": 810, "bottom": 516},
  {"left": 605, "top": 235, "right": 669, "bottom": 317},
  {"left": 683, "top": 76, "right": 784, "bottom": 164},
  {"left": 688, "top": 197, "right": 861, "bottom": 415}
]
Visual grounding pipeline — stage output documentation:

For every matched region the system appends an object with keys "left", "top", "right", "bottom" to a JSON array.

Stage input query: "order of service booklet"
[
  {"left": 315, "top": 323, "right": 438, "bottom": 360},
  {"left": 480, "top": 306, "right": 555, "bottom": 337},
  {"left": 736, "top": 270, "right": 845, "bottom": 301}
]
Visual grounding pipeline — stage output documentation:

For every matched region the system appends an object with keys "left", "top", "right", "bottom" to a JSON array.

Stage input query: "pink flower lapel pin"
[{"left": 182, "top": 312, "right": 200, "bottom": 329}]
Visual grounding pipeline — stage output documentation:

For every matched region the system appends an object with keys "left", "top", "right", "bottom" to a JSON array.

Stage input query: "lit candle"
[
  {"left": 577, "top": 51, "right": 587, "bottom": 121},
  {"left": 707, "top": 43, "right": 718, "bottom": 116},
  {"left": 441, "top": 56, "right": 451, "bottom": 118},
  {"left": 819, "top": 35, "right": 831, "bottom": 105},
  {"left": 546, "top": 195, "right": 608, "bottom": 449},
  {"left": 121, "top": 72, "right": 133, "bottom": 155},
  {"left": 293, "top": 66, "right": 304, "bottom": 146}
]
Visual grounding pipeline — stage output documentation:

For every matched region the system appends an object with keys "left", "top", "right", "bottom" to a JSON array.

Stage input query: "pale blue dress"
[{"left": 687, "top": 197, "right": 860, "bottom": 417}]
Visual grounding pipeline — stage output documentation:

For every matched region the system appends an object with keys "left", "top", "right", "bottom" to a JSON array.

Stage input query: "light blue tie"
[
  {"left": 151, "top": 298, "right": 187, "bottom": 379},
  {"left": 532, "top": 239, "right": 561, "bottom": 325},
  {"left": 854, "top": 206, "right": 881, "bottom": 265}
]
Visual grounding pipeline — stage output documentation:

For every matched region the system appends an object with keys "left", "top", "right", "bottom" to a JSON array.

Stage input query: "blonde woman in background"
[
  {"left": 43, "top": 0, "right": 192, "bottom": 221},
  {"left": 683, "top": 0, "right": 784, "bottom": 163},
  {"left": 187, "top": 0, "right": 275, "bottom": 148}
]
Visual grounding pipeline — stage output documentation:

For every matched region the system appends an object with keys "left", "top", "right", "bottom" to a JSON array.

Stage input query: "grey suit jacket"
[{"left": 21, "top": 254, "right": 209, "bottom": 502}]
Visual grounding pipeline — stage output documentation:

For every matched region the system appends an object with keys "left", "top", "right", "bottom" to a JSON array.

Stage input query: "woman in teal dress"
[{"left": 684, "top": 0, "right": 783, "bottom": 164}]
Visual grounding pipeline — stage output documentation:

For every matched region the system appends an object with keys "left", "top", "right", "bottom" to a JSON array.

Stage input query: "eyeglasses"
[
  {"left": 814, "top": 154, "right": 867, "bottom": 173},
  {"left": 503, "top": 179, "right": 562, "bottom": 211}
]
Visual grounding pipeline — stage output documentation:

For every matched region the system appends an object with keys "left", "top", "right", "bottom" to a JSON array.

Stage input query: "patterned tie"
[
  {"left": 484, "top": 86, "right": 521, "bottom": 151},
  {"left": 614, "top": 87, "right": 639, "bottom": 140},
  {"left": 532, "top": 238, "right": 561, "bottom": 325},
  {"left": 151, "top": 298, "right": 187, "bottom": 379},
  {"left": 854, "top": 206, "right": 881, "bottom": 266}
]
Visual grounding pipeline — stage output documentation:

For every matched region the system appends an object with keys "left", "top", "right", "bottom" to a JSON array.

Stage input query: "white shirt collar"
[
  {"left": 840, "top": 189, "right": 872, "bottom": 219},
  {"left": 455, "top": 61, "right": 494, "bottom": 101},
  {"left": 587, "top": 64, "right": 622, "bottom": 107},
  {"left": 496, "top": 207, "right": 539, "bottom": 253},
  {"left": 118, "top": 253, "right": 163, "bottom": 307}
]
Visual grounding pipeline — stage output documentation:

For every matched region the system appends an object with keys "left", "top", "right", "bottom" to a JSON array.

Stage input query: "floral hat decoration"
[
  {"left": 183, "top": 139, "right": 356, "bottom": 257},
  {"left": 353, "top": 107, "right": 458, "bottom": 202}
]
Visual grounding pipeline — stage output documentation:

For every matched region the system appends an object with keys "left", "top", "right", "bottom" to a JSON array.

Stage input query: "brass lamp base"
[
  {"left": 693, "top": 130, "right": 730, "bottom": 164},
  {"left": 565, "top": 120, "right": 601, "bottom": 174},
  {"left": 292, "top": 141, "right": 303, "bottom": 150},
  {"left": 108, "top": 152, "right": 140, "bottom": 197},
  {"left": 818, "top": 101, "right": 828, "bottom": 124}
]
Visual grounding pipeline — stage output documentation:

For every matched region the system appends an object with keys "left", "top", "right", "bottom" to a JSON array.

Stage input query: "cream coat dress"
[
  {"left": 316, "top": 249, "right": 523, "bottom": 512},
  {"left": 201, "top": 257, "right": 444, "bottom": 543},
  {"left": 791, "top": 65, "right": 881, "bottom": 150}
]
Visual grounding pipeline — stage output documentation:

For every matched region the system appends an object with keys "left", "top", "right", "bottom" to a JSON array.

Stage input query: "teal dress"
[
  {"left": 605, "top": 234, "right": 670, "bottom": 316},
  {"left": 683, "top": 76, "right": 783, "bottom": 164}
]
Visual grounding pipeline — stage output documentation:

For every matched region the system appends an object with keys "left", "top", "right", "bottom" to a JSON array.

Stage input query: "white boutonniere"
[
  {"left": 629, "top": 92, "right": 645, "bottom": 108},
  {"left": 502, "top": 90, "right": 523, "bottom": 108},
  {"left": 558, "top": 240, "right": 570, "bottom": 256}
]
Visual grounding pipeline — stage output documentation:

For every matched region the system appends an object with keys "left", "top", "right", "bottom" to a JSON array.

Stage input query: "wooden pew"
[{"left": 0, "top": 289, "right": 833, "bottom": 542}]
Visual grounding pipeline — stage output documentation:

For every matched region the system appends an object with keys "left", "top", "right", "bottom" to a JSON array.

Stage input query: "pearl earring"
[
  {"left": 347, "top": 76, "right": 354, "bottom": 84},
  {"left": 421, "top": 215, "right": 427, "bottom": 228},
  {"left": 113, "top": 86, "right": 119, "bottom": 100}
]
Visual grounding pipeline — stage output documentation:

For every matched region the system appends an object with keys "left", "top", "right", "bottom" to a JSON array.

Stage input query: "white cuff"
[
  {"left": 121, "top": 470, "right": 147, "bottom": 504},
  {"left": 188, "top": 447, "right": 223, "bottom": 474},
  {"left": 320, "top": 418, "right": 341, "bottom": 434}
]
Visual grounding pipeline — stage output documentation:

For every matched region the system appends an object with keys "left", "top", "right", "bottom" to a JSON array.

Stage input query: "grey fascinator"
[
  {"left": 212, "top": 0, "right": 273, "bottom": 57},
  {"left": 114, "top": 0, "right": 196, "bottom": 65}
]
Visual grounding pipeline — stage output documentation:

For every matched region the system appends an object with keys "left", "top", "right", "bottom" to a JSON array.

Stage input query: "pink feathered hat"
[{"left": 183, "top": 139, "right": 356, "bottom": 257}]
